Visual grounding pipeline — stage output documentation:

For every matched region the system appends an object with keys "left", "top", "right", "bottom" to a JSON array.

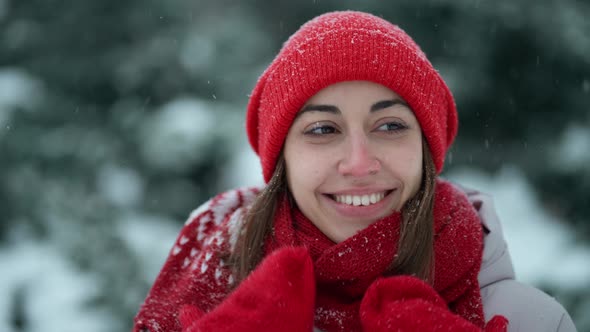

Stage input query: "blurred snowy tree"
[
  {"left": 0, "top": 0, "right": 265, "bottom": 330},
  {"left": 0, "top": 0, "right": 588, "bottom": 331}
]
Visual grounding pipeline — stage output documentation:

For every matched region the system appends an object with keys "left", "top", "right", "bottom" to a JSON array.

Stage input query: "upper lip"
[{"left": 325, "top": 187, "right": 395, "bottom": 196}]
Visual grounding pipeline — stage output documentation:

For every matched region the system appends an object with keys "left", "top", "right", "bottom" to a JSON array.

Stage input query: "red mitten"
[
  {"left": 179, "top": 305, "right": 205, "bottom": 330},
  {"left": 180, "top": 246, "right": 316, "bottom": 332},
  {"left": 360, "top": 276, "right": 508, "bottom": 332},
  {"left": 484, "top": 316, "right": 509, "bottom": 332}
]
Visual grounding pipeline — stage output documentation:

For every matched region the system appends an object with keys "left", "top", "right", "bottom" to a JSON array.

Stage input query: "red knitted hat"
[{"left": 246, "top": 11, "right": 458, "bottom": 183}]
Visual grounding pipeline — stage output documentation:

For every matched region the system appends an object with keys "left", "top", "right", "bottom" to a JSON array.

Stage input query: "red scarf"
[
  {"left": 134, "top": 181, "right": 501, "bottom": 332},
  {"left": 266, "top": 180, "right": 486, "bottom": 331}
]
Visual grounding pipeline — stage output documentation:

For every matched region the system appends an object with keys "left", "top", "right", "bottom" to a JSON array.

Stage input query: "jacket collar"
[{"left": 458, "top": 183, "right": 516, "bottom": 288}]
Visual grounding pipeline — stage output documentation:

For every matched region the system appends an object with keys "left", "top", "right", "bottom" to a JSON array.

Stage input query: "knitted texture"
[
  {"left": 133, "top": 180, "right": 507, "bottom": 332},
  {"left": 133, "top": 187, "right": 261, "bottom": 332},
  {"left": 360, "top": 276, "right": 509, "bottom": 332},
  {"left": 178, "top": 247, "right": 315, "bottom": 332},
  {"left": 267, "top": 179, "right": 492, "bottom": 331},
  {"left": 246, "top": 11, "right": 458, "bottom": 182}
]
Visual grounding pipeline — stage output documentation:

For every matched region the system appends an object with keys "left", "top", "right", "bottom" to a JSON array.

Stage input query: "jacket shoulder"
[
  {"left": 451, "top": 181, "right": 577, "bottom": 332},
  {"left": 175, "top": 186, "right": 261, "bottom": 261},
  {"left": 133, "top": 186, "right": 262, "bottom": 332},
  {"left": 185, "top": 186, "right": 261, "bottom": 229},
  {"left": 481, "top": 279, "right": 577, "bottom": 332}
]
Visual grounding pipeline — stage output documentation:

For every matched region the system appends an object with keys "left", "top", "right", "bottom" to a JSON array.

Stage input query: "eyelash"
[
  {"left": 375, "top": 122, "right": 408, "bottom": 132},
  {"left": 303, "top": 121, "right": 408, "bottom": 136},
  {"left": 304, "top": 124, "right": 339, "bottom": 136}
]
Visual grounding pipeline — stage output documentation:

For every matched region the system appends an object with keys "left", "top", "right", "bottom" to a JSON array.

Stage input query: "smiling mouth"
[{"left": 329, "top": 190, "right": 393, "bottom": 207}]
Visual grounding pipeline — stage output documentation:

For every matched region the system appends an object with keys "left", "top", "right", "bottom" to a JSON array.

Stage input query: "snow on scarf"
[{"left": 133, "top": 179, "right": 508, "bottom": 332}]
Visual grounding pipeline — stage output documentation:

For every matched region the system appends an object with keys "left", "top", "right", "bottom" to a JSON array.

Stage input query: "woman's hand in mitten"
[
  {"left": 359, "top": 276, "right": 508, "bottom": 332},
  {"left": 179, "top": 246, "right": 316, "bottom": 332}
]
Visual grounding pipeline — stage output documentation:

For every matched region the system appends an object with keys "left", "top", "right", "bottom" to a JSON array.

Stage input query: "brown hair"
[{"left": 230, "top": 139, "right": 437, "bottom": 284}]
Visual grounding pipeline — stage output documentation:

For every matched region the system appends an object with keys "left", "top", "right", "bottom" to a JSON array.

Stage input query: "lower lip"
[{"left": 321, "top": 190, "right": 396, "bottom": 219}]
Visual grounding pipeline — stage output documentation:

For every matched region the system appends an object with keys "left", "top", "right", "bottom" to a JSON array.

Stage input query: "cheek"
[
  {"left": 381, "top": 142, "right": 423, "bottom": 187},
  {"left": 284, "top": 140, "right": 320, "bottom": 199},
  {"left": 286, "top": 154, "right": 324, "bottom": 192},
  {"left": 403, "top": 147, "right": 424, "bottom": 196},
  {"left": 408, "top": 155, "right": 423, "bottom": 189},
  {"left": 284, "top": 136, "right": 333, "bottom": 188}
]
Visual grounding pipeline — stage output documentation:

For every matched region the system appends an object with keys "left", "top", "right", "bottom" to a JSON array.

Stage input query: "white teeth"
[
  {"left": 369, "top": 193, "right": 377, "bottom": 204},
  {"left": 353, "top": 196, "right": 361, "bottom": 206},
  {"left": 345, "top": 196, "right": 352, "bottom": 205},
  {"left": 333, "top": 192, "right": 386, "bottom": 206},
  {"left": 361, "top": 195, "right": 370, "bottom": 206}
]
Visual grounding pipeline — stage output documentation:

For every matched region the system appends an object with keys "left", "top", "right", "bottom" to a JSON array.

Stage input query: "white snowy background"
[{"left": 1, "top": 1, "right": 588, "bottom": 331}]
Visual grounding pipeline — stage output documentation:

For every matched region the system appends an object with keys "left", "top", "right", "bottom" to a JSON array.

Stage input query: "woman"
[{"left": 133, "top": 11, "right": 576, "bottom": 332}]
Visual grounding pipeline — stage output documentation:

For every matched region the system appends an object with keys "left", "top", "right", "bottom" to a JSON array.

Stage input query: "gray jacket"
[{"left": 466, "top": 186, "right": 577, "bottom": 332}]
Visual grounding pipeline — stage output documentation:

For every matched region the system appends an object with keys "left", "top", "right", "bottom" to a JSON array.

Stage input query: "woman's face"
[{"left": 283, "top": 81, "right": 423, "bottom": 243}]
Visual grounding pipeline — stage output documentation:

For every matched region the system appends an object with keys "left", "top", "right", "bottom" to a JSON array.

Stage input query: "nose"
[{"left": 337, "top": 134, "right": 381, "bottom": 177}]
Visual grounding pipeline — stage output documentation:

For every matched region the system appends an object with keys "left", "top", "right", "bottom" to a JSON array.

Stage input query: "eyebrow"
[
  {"left": 370, "top": 99, "right": 408, "bottom": 112},
  {"left": 297, "top": 98, "right": 409, "bottom": 117}
]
